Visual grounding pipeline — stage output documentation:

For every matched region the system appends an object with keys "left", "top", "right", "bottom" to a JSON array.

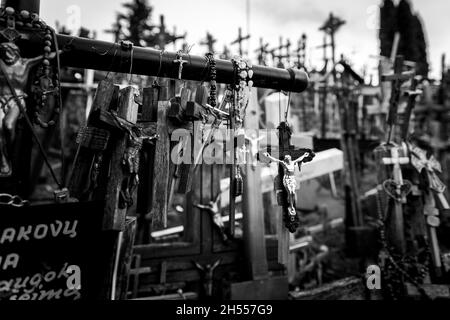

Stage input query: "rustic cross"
[
  {"left": 381, "top": 55, "right": 414, "bottom": 144},
  {"left": 173, "top": 52, "right": 188, "bottom": 80},
  {"left": 193, "top": 259, "right": 221, "bottom": 297},
  {"left": 261, "top": 122, "right": 314, "bottom": 233},
  {"left": 220, "top": 45, "right": 231, "bottom": 60},
  {"left": 150, "top": 15, "right": 185, "bottom": 50},
  {"left": 423, "top": 190, "right": 443, "bottom": 276},
  {"left": 194, "top": 193, "right": 228, "bottom": 242},
  {"left": 200, "top": 31, "right": 217, "bottom": 53},
  {"left": 230, "top": 27, "right": 250, "bottom": 56}
]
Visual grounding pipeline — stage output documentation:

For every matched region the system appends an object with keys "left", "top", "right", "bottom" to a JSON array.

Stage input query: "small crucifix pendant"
[{"left": 173, "top": 53, "right": 188, "bottom": 80}]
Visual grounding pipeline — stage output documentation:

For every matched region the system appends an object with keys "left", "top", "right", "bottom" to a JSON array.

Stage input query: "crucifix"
[
  {"left": 230, "top": 27, "right": 250, "bottom": 57},
  {"left": 220, "top": 45, "right": 231, "bottom": 60},
  {"left": 200, "top": 31, "right": 217, "bottom": 53},
  {"left": 410, "top": 144, "right": 448, "bottom": 277},
  {"left": 173, "top": 51, "right": 188, "bottom": 80},
  {"left": 381, "top": 146, "right": 411, "bottom": 254},
  {"left": 151, "top": 15, "right": 185, "bottom": 50},
  {"left": 380, "top": 55, "right": 414, "bottom": 144}
]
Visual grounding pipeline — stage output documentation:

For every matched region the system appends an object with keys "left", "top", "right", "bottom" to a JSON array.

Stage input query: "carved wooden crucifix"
[{"left": 381, "top": 146, "right": 411, "bottom": 254}]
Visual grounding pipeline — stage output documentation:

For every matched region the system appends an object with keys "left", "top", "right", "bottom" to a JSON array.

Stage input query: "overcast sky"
[{"left": 41, "top": 0, "right": 450, "bottom": 80}]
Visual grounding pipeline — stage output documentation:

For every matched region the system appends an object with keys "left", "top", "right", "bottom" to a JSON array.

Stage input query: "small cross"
[
  {"left": 173, "top": 52, "right": 188, "bottom": 80},
  {"left": 230, "top": 27, "right": 250, "bottom": 56}
]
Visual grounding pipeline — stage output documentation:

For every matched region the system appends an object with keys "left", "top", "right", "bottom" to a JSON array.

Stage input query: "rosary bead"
[
  {"left": 25, "top": 23, "right": 33, "bottom": 28},
  {"left": 44, "top": 46, "right": 51, "bottom": 53},
  {"left": 5, "top": 7, "right": 15, "bottom": 15},
  {"left": 42, "top": 59, "right": 50, "bottom": 66},
  {"left": 20, "top": 10, "right": 30, "bottom": 19},
  {"left": 15, "top": 21, "right": 23, "bottom": 27},
  {"left": 44, "top": 40, "right": 52, "bottom": 47},
  {"left": 30, "top": 13, "right": 39, "bottom": 22},
  {"left": 45, "top": 34, "right": 52, "bottom": 41}
]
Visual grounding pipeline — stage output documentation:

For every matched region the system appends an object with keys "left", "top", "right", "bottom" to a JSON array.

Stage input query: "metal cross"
[{"left": 173, "top": 52, "right": 188, "bottom": 80}]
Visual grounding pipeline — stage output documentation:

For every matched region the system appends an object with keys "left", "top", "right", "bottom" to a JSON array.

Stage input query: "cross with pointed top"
[
  {"left": 200, "top": 31, "right": 217, "bottom": 53},
  {"left": 230, "top": 27, "right": 250, "bottom": 56}
]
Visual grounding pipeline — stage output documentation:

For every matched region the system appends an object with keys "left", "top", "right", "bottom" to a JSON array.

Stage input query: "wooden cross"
[
  {"left": 254, "top": 37, "right": 269, "bottom": 65},
  {"left": 151, "top": 15, "right": 185, "bottom": 50},
  {"left": 173, "top": 52, "right": 188, "bottom": 80},
  {"left": 400, "top": 76, "right": 422, "bottom": 140},
  {"left": 423, "top": 190, "right": 443, "bottom": 277},
  {"left": 230, "top": 27, "right": 250, "bottom": 56},
  {"left": 200, "top": 31, "right": 217, "bottom": 53},
  {"left": 381, "top": 55, "right": 414, "bottom": 144}
]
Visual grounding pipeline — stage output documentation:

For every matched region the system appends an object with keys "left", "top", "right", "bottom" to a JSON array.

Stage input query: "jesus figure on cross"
[{"left": 263, "top": 152, "right": 310, "bottom": 216}]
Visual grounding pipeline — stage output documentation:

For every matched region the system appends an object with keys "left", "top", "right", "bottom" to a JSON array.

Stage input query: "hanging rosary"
[{"left": 231, "top": 56, "right": 253, "bottom": 197}]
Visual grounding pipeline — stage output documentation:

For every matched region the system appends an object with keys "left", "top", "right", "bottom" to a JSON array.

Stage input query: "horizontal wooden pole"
[{"left": 53, "top": 34, "right": 308, "bottom": 93}]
